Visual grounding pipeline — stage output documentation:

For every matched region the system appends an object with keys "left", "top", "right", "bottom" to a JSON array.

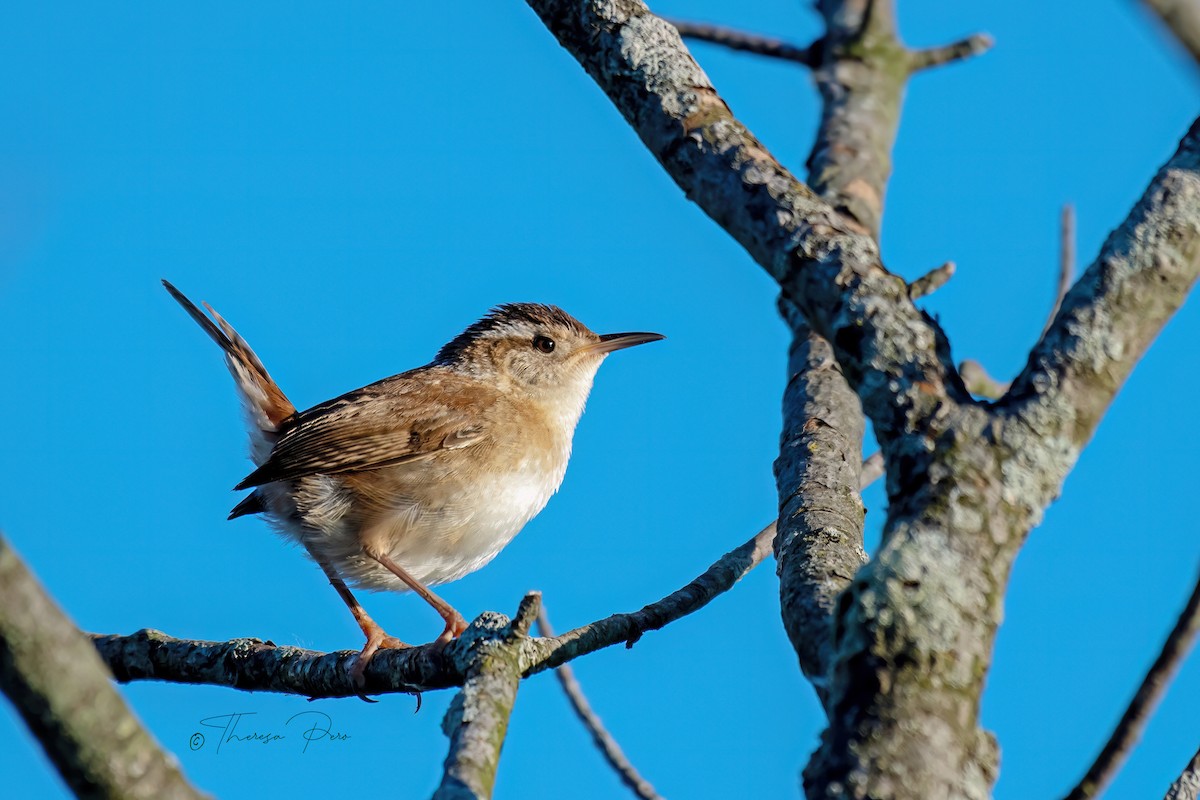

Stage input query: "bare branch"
[
  {"left": 664, "top": 17, "right": 818, "bottom": 66},
  {"left": 434, "top": 598, "right": 538, "bottom": 800},
  {"left": 775, "top": 300, "right": 867, "bottom": 699},
  {"left": 909, "top": 33, "right": 994, "bottom": 72},
  {"left": 0, "top": 534, "right": 209, "bottom": 800},
  {"left": 909, "top": 261, "right": 956, "bottom": 299},
  {"left": 1167, "top": 748, "right": 1200, "bottom": 800},
  {"left": 1063, "top": 564, "right": 1200, "bottom": 800},
  {"left": 524, "top": 523, "right": 775, "bottom": 674},
  {"left": 1042, "top": 203, "right": 1076, "bottom": 338},
  {"left": 794, "top": 6, "right": 1006, "bottom": 792},
  {"left": 92, "top": 525, "right": 775, "bottom": 696},
  {"left": 536, "top": 607, "right": 662, "bottom": 800},
  {"left": 806, "top": 0, "right": 906, "bottom": 237},
  {"left": 1140, "top": 0, "right": 1200, "bottom": 67},
  {"left": 91, "top": 628, "right": 459, "bottom": 698}
]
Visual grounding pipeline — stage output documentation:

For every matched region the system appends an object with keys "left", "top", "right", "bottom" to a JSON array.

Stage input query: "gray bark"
[
  {"left": 774, "top": 303, "right": 866, "bottom": 702},
  {"left": 0, "top": 535, "right": 209, "bottom": 800},
  {"left": 774, "top": 0, "right": 923, "bottom": 710},
  {"left": 433, "top": 597, "right": 539, "bottom": 800},
  {"left": 521, "top": 1, "right": 1200, "bottom": 796},
  {"left": 91, "top": 525, "right": 776, "bottom": 697}
]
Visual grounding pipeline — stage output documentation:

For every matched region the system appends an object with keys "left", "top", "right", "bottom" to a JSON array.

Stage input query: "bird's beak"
[{"left": 582, "top": 331, "right": 666, "bottom": 355}]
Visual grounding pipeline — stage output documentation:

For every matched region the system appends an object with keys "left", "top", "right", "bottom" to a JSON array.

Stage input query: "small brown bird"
[{"left": 164, "top": 281, "right": 662, "bottom": 683}]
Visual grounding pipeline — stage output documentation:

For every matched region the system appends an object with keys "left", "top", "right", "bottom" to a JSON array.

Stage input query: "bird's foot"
[
  {"left": 350, "top": 625, "right": 411, "bottom": 690},
  {"left": 433, "top": 612, "right": 469, "bottom": 647}
]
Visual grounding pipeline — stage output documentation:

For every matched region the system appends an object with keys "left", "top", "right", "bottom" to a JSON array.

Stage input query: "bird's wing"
[{"left": 234, "top": 374, "right": 490, "bottom": 489}]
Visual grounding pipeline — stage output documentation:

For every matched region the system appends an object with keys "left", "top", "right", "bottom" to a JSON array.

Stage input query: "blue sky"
[{"left": 0, "top": 1, "right": 1197, "bottom": 798}]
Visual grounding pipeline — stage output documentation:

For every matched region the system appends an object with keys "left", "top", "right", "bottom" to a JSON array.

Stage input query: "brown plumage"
[{"left": 164, "top": 280, "right": 662, "bottom": 687}]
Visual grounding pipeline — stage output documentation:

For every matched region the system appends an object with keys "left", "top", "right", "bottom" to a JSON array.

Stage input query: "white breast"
[{"left": 271, "top": 449, "right": 570, "bottom": 593}]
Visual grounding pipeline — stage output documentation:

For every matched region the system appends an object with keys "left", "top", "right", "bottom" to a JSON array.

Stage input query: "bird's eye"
[{"left": 532, "top": 335, "right": 556, "bottom": 354}]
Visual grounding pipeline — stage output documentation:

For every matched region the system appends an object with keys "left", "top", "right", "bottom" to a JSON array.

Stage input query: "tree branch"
[
  {"left": 0, "top": 534, "right": 209, "bottom": 800},
  {"left": 522, "top": 3, "right": 1199, "bottom": 798},
  {"left": 524, "top": 523, "right": 775, "bottom": 673},
  {"left": 522, "top": 0, "right": 964, "bottom": 454},
  {"left": 908, "top": 34, "right": 994, "bottom": 73},
  {"left": 1140, "top": 0, "right": 1200, "bottom": 67},
  {"left": 433, "top": 596, "right": 540, "bottom": 800},
  {"left": 1063, "top": 564, "right": 1200, "bottom": 800},
  {"left": 664, "top": 18, "right": 818, "bottom": 66},
  {"left": 91, "top": 628, "right": 461, "bottom": 698},
  {"left": 774, "top": 301, "right": 867, "bottom": 703},
  {"left": 771, "top": 0, "right": 929, "bottom": 712},
  {"left": 91, "top": 524, "right": 775, "bottom": 696},
  {"left": 805, "top": 0, "right": 906, "bottom": 238},
  {"left": 536, "top": 607, "right": 661, "bottom": 800},
  {"left": 793, "top": 4, "right": 1002, "bottom": 795}
]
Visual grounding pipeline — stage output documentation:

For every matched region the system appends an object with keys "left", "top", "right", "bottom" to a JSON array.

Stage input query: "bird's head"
[{"left": 435, "top": 303, "right": 663, "bottom": 424}]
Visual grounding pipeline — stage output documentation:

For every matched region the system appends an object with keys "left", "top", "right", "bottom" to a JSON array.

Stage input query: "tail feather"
[
  {"left": 228, "top": 491, "right": 267, "bottom": 519},
  {"left": 163, "top": 279, "right": 296, "bottom": 467}
]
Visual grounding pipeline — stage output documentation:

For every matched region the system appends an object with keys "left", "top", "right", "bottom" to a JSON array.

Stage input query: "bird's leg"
[
  {"left": 303, "top": 543, "right": 407, "bottom": 687},
  {"left": 364, "top": 547, "right": 469, "bottom": 645}
]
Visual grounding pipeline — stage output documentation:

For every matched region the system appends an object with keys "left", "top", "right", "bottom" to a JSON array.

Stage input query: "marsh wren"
[{"left": 163, "top": 281, "right": 662, "bottom": 683}]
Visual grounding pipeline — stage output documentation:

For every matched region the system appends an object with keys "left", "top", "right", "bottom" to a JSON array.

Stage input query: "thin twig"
[
  {"left": 1042, "top": 203, "right": 1076, "bottom": 338},
  {"left": 908, "top": 261, "right": 956, "bottom": 299},
  {"left": 909, "top": 33, "right": 994, "bottom": 72},
  {"left": 536, "top": 607, "right": 662, "bottom": 800},
  {"left": 526, "top": 523, "right": 776, "bottom": 674},
  {"left": 1064, "top": 564, "right": 1200, "bottom": 800},
  {"left": 664, "top": 17, "right": 818, "bottom": 66}
]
